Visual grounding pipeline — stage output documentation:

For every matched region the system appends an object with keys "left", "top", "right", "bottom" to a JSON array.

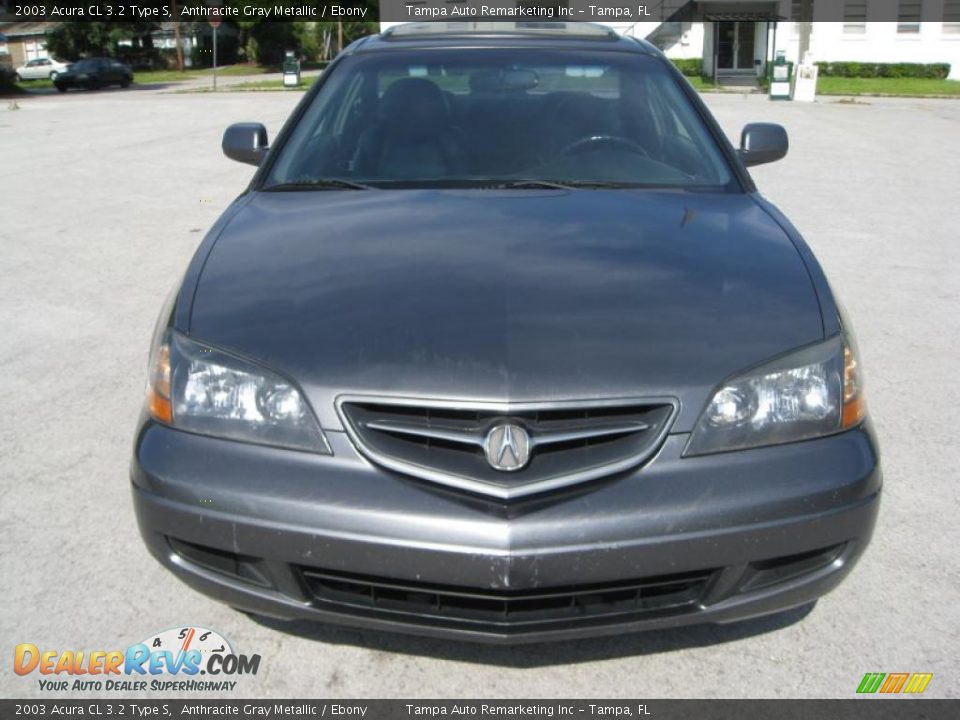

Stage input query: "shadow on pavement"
[{"left": 246, "top": 602, "right": 816, "bottom": 667}]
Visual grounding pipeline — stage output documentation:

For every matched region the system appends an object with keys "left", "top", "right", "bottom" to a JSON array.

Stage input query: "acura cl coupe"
[{"left": 132, "top": 23, "right": 881, "bottom": 643}]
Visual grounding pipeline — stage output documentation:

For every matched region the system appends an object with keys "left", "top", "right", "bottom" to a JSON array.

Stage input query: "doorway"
[{"left": 716, "top": 21, "right": 756, "bottom": 73}]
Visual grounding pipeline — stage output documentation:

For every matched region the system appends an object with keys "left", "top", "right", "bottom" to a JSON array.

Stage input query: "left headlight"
[
  {"left": 146, "top": 332, "right": 331, "bottom": 454},
  {"left": 685, "top": 336, "right": 865, "bottom": 456}
]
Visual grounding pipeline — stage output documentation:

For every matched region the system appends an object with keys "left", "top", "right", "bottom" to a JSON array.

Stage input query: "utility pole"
[
  {"left": 337, "top": 21, "right": 343, "bottom": 54},
  {"left": 212, "top": 22, "right": 218, "bottom": 90},
  {"left": 206, "top": 0, "right": 221, "bottom": 90}
]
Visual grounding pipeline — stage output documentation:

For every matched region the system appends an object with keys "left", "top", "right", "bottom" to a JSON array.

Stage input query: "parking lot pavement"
[{"left": 1, "top": 87, "right": 957, "bottom": 699}]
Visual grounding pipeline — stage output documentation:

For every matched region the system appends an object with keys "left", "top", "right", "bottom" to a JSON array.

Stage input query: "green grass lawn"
[
  {"left": 195, "top": 63, "right": 271, "bottom": 77},
  {"left": 135, "top": 69, "right": 199, "bottom": 83},
  {"left": 136, "top": 65, "right": 271, "bottom": 83},
  {"left": 817, "top": 76, "right": 960, "bottom": 97},
  {"left": 195, "top": 78, "right": 316, "bottom": 92},
  {"left": 16, "top": 78, "right": 54, "bottom": 89},
  {"left": 215, "top": 79, "right": 294, "bottom": 92}
]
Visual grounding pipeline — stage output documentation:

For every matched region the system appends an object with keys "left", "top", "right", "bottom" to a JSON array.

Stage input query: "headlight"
[
  {"left": 146, "top": 332, "right": 331, "bottom": 454},
  {"left": 685, "top": 336, "right": 865, "bottom": 456}
]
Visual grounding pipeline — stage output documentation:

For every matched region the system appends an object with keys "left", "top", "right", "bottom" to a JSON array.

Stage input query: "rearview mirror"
[
  {"left": 222, "top": 123, "right": 269, "bottom": 166},
  {"left": 738, "top": 123, "right": 788, "bottom": 167}
]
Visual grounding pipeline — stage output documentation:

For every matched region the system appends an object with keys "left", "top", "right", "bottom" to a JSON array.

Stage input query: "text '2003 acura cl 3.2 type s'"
[{"left": 132, "top": 22, "right": 881, "bottom": 644}]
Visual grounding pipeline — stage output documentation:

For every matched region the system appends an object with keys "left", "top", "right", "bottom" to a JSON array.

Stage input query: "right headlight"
[
  {"left": 145, "top": 331, "right": 331, "bottom": 454},
  {"left": 685, "top": 335, "right": 865, "bottom": 456}
]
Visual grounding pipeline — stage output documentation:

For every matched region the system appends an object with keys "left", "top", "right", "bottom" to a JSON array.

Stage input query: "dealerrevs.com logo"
[
  {"left": 13, "top": 626, "right": 261, "bottom": 693},
  {"left": 856, "top": 672, "right": 933, "bottom": 695}
]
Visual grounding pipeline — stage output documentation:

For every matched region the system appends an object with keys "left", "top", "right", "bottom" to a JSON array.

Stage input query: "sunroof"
[{"left": 382, "top": 22, "right": 620, "bottom": 40}]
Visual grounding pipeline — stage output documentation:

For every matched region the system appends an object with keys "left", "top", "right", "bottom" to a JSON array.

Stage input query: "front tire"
[
  {"left": 14, "top": 72, "right": 22, "bottom": 82},
  {"left": 49, "top": 71, "right": 59, "bottom": 81},
  {"left": 55, "top": 84, "right": 66, "bottom": 93},
  {"left": 120, "top": 77, "right": 131, "bottom": 89}
]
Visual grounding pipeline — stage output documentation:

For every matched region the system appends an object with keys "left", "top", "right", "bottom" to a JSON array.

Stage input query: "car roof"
[{"left": 354, "top": 22, "right": 662, "bottom": 56}]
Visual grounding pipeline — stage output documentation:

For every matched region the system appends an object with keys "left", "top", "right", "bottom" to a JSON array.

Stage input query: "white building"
[{"left": 382, "top": 1, "right": 960, "bottom": 80}]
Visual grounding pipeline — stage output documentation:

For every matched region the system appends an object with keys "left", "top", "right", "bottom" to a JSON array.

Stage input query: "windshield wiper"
[
  {"left": 547, "top": 179, "right": 636, "bottom": 189},
  {"left": 264, "top": 178, "right": 374, "bottom": 191},
  {"left": 494, "top": 179, "right": 576, "bottom": 190},
  {"left": 495, "top": 179, "right": 633, "bottom": 190}
]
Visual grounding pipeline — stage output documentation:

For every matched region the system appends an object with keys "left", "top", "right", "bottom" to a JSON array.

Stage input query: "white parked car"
[{"left": 15, "top": 57, "right": 70, "bottom": 81}]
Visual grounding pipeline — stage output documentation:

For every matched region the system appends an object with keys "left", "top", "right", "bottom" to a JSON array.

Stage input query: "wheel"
[
  {"left": 14, "top": 72, "right": 22, "bottom": 82},
  {"left": 120, "top": 77, "right": 131, "bottom": 89},
  {"left": 49, "top": 71, "right": 59, "bottom": 80},
  {"left": 56, "top": 85, "right": 66, "bottom": 93}
]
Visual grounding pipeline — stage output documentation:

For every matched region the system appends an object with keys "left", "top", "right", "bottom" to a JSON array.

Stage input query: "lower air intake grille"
[
  {"left": 337, "top": 397, "right": 676, "bottom": 499},
  {"left": 299, "top": 567, "right": 713, "bottom": 632}
]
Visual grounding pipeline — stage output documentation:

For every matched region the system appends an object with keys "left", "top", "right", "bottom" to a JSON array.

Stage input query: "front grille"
[
  {"left": 299, "top": 567, "right": 713, "bottom": 632},
  {"left": 337, "top": 397, "right": 676, "bottom": 499}
]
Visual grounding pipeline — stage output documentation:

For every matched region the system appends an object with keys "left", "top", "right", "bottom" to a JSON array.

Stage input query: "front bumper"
[{"left": 132, "top": 421, "right": 880, "bottom": 644}]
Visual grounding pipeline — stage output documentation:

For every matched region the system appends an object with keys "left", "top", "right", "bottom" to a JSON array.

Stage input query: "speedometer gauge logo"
[{"left": 139, "top": 626, "right": 233, "bottom": 664}]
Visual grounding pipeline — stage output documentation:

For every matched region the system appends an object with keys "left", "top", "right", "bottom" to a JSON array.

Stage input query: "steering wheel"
[{"left": 555, "top": 135, "right": 650, "bottom": 160}]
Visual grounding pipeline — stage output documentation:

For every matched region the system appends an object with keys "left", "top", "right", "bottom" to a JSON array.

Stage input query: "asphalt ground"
[{"left": 1, "top": 85, "right": 958, "bottom": 699}]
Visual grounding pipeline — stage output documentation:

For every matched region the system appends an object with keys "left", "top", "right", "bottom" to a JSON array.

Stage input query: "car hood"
[{"left": 188, "top": 189, "right": 823, "bottom": 432}]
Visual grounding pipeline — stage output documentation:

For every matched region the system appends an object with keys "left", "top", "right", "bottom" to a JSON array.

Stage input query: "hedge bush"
[
  {"left": 815, "top": 61, "right": 951, "bottom": 79},
  {"left": 671, "top": 58, "right": 703, "bottom": 77}
]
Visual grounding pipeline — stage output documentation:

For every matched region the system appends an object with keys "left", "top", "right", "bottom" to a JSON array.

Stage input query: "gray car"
[{"left": 132, "top": 23, "right": 880, "bottom": 644}]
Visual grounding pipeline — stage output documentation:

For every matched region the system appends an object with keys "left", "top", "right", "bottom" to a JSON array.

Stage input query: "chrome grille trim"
[
  {"left": 364, "top": 420, "right": 485, "bottom": 447},
  {"left": 364, "top": 418, "right": 651, "bottom": 448},
  {"left": 336, "top": 395, "right": 678, "bottom": 500}
]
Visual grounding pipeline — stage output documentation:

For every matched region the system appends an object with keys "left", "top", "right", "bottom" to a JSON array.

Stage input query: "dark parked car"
[
  {"left": 133, "top": 23, "right": 880, "bottom": 644},
  {"left": 54, "top": 57, "right": 132, "bottom": 92}
]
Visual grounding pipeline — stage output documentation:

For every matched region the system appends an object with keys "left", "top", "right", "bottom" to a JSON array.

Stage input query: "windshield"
[{"left": 267, "top": 49, "right": 733, "bottom": 190}]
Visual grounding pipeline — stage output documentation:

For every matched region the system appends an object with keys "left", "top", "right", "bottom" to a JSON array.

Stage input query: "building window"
[
  {"left": 898, "top": 0, "right": 922, "bottom": 34},
  {"left": 945, "top": 0, "right": 960, "bottom": 34},
  {"left": 843, "top": 0, "right": 867, "bottom": 34}
]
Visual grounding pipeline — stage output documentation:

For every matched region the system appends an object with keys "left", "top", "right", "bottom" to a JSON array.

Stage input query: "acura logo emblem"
[{"left": 484, "top": 423, "right": 531, "bottom": 472}]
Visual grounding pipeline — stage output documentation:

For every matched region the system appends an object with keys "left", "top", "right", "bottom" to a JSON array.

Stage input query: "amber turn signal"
[
  {"left": 842, "top": 345, "right": 866, "bottom": 428},
  {"left": 146, "top": 343, "right": 172, "bottom": 424}
]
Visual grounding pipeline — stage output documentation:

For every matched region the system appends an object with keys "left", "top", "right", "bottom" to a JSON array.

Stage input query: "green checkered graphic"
[{"left": 857, "top": 673, "right": 886, "bottom": 693}]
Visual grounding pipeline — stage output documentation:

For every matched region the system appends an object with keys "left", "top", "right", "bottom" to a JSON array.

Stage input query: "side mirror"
[
  {"left": 738, "top": 123, "right": 788, "bottom": 167},
  {"left": 222, "top": 122, "right": 269, "bottom": 166}
]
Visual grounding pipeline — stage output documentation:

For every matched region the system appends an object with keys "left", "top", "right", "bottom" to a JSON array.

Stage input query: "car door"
[
  {"left": 22, "top": 59, "right": 41, "bottom": 79},
  {"left": 94, "top": 59, "right": 110, "bottom": 83},
  {"left": 104, "top": 60, "right": 120, "bottom": 84}
]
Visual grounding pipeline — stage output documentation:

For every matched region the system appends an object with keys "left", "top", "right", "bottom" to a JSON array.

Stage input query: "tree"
[
  {"left": 797, "top": 0, "right": 813, "bottom": 63},
  {"left": 45, "top": 22, "right": 161, "bottom": 61},
  {"left": 172, "top": 0, "right": 184, "bottom": 71},
  {"left": 315, "top": 20, "right": 378, "bottom": 60}
]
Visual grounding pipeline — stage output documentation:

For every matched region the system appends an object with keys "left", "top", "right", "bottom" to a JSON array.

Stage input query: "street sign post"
[{"left": 209, "top": 18, "right": 221, "bottom": 91}]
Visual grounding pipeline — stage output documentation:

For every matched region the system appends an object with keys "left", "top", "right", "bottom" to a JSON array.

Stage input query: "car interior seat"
[{"left": 353, "top": 78, "right": 462, "bottom": 179}]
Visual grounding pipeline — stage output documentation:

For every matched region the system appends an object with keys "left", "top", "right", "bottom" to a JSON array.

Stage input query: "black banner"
[
  {"left": 1, "top": 1, "right": 958, "bottom": 25},
  {"left": 2, "top": 700, "right": 960, "bottom": 720}
]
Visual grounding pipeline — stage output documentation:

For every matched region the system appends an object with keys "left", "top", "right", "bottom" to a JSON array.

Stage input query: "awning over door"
[
  {"left": 704, "top": 12, "right": 783, "bottom": 21},
  {"left": 695, "top": 0, "right": 783, "bottom": 22}
]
